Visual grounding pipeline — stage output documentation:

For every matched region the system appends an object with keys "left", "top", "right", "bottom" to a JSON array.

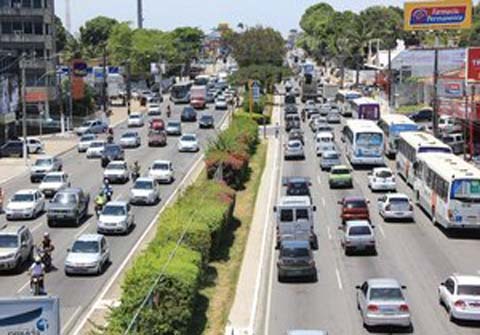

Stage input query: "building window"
[
  {"left": 33, "top": 22, "right": 42, "bottom": 35},
  {"left": 21, "top": 0, "right": 30, "bottom": 8},
  {"left": 0, "top": 0, "right": 9, "bottom": 8},
  {"left": 12, "top": 21, "right": 22, "bottom": 33},
  {"left": 45, "top": 23, "right": 49, "bottom": 35},
  {"left": 43, "top": 0, "right": 46, "bottom": 7},
  {"left": 1, "top": 22, "right": 13, "bottom": 34},
  {"left": 11, "top": 0, "right": 21, "bottom": 8},
  {"left": 24, "top": 21, "right": 32, "bottom": 34},
  {"left": 33, "top": 0, "right": 41, "bottom": 8}
]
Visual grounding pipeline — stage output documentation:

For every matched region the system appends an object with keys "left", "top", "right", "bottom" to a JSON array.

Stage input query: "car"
[
  {"left": 285, "top": 115, "right": 301, "bottom": 132},
  {"left": 30, "top": 156, "right": 63, "bottom": 183},
  {"left": 0, "top": 140, "right": 24, "bottom": 158},
  {"left": 329, "top": 165, "right": 353, "bottom": 189},
  {"left": 313, "top": 124, "right": 333, "bottom": 135},
  {"left": 199, "top": 114, "right": 215, "bottom": 128},
  {"left": 284, "top": 104, "right": 298, "bottom": 118},
  {"left": 103, "top": 161, "right": 129, "bottom": 183},
  {"left": 47, "top": 188, "right": 89, "bottom": 227},
  {"left": 39, "top": 172, "right": 70, "bottom": 197},
  {"left": 438, "top": 115, "right": 462, "bottom": 134},
  {"left": 338, "top": 196, "right": 370, "bottom": 224},
  {"left": 75, "top": 119, "right": 108, "bottom": 136},
  {"left": 283, "top": 177, "right": 311, "bottom": 197},
  {"left": 101, "top": 144, "right": 125, "bottom": 168},
  {"left": 277, "top": 240, "right": 317, "bottom": 282},
  {"left": 441, "top": 132, "right": 465, "bottom": 155},
  {"left": 305, "top": 106, "right": 320, "bottom": 119},
  {"left": 368, "top": 167, "right": 396, "bottom": 192},
  {"left": 25, "top": 138, "right": 44, "bottom": 154},
  {"left": 206, "top": 91, "right": 215, "bottom": 103},
  {"left": 5, "top": 189, "right": 45, "bottom": 220},
  {"left": 439, "top": 274, "right": 480, "bottom": 322},
  {"left": 77, "top": 133, "right": 97, "bottom": 153},
  {"left": 356, "top": 278, "right": 412, "bottom": 329},
  {"left": 127, "top": 112, "right": 145, "bottom": 127},
  {"left": 97, "top": 201, "right": 134, "bottom": 234},
  {"left": 129, "top": 177, "right": 160, "bottom": 205},
  {"left": 319, "top": 104, "right": 332, "bottom": 116},
  {"left": 120, "top": 131, "right": 141, "bottom": 148},
  {"left": 65, "top": 234, "right": 110, "bottom": 275},
  {"left": 287, "top": 331, "right": 328, "bottom": 335},
  {"left": 315, "top": 131, "right": 335, "bottom": 156},
  {"left": 178, "top": 134, "right": 199, "bottom": 152},
  {"left": 288, "top": 129, "right": 304, "bottom": 145},
  {"left": 166, "top": 120, "right": 182, "bottom": 136},
  {"left": 0, "top": 225, "right": 34, "bottom": 272},
  {"left": 320, "top": 150, "right": 341, "bottom": 171},
  {"left": 181, "top": 107, "right": 197, "bottom": 122},
  {"left": 147, "top": 129, "right": 167, "bottom": 147},
  {"left": 148, "top": 160, "right": 174, "bottom": 184},
  {"left": 149, "top": 118, "right": 165, "bottom": 131},
  {"left": 215, "top": 96, "right": 228, "bottom": 110},
  {"left": 147, "top": 103, "right": 161, "bottom": 116},
  {"left": 339, "top": 220, "right": 376, "bottom": 255},
  {"left": 409, "top": 107, "right": 433, "bottom": 122},
  {"left": 284, "top": 139, "right": 305, "bottom": 160},
  {"left": 86, "top": 140, "right": 106, "bottom": 159},
  {"left": 377, "top": 193, "right": 414, "bottom": 222},
  {"left": 326, "top": 111, "right": 341, "bottom": 123}
]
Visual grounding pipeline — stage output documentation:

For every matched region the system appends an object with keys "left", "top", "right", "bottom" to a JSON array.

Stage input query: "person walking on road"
[{"left": 166, "top": 104, "right": 172, "bottom": 118}]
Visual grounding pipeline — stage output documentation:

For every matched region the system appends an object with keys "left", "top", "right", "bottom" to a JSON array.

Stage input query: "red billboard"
[{"left": 467, "top": 47, "right": 480, "bottom": 82}]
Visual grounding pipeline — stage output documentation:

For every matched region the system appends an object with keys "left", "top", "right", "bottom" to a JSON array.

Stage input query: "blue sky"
[{"left": 55, "top": 0, "right": 405, "bottom": 36}]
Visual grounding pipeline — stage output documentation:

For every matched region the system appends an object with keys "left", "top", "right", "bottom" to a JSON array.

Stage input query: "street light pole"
[{"left": 20, "top": 53, "right": 28, "bottom": 166}]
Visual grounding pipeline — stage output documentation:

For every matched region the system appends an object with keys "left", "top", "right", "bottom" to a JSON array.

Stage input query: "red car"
[
  {"left": 338, "top": 196, "right": 370, "bottom": 224},
  {"left": 150, "top": 118, "right": 165, "bottom": 131},
  {"left": 148, "top": 129, "right": 167, "bottom": 147}
]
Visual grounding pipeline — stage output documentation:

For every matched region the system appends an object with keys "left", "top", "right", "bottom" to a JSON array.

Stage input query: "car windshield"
[
  {"left": 168, "top": 122, "right": 180, "bottom": 127},
  {"left": 102, "top": 205, "right": 126, "bottom": 216},
  {"left": 349, "top": 226, "right": 371, "bottom": 236},
  {"left": 130, "top": 114, "right": 141, "bottom": 119},
  {"left": 71, "top": 240, "right": 99, "bottom": 253},
  {"left": 182, "top": 135, "right": 196, "bottom": 141},
  {"left": 280, "top": 209, "right": 294, "bottom": 222},
  {"left": 149, "top": 104, "right": 159, "bottom": 108},
  {"left": 376, "top": 170, "right": 393, "bottom": 178},
  {"left": 202, "top": 115, "right": 213, "bottom": 121},
  {"left": 81, "top": 135, "right": 95, "bottom": 142},
  {"left": 346, "top": 200, "right": 367, "bottom": 209},
  {"left": 280, "top": 247, "right": 309, "bottom": 258},
  {"left": 12, "top": 193, "right": 34, "bottom": 202},
  {"left": 104, "top": 146, "right": 120, "bottom": 155},
  {"left": 324, "top": 153, "right": 339, "bottom": 159},
  {"left": 288, "top": 141, "right": 301, "bottom": 148},
  {"left": 52, "top": 193, "right": 76, "bottom": 204},
  {"left": 153, "top": 163, "right": 169, "bottom": 170},
  {"left": 332, "top": 168, "right": 350, "bottom": 175},
  {"left": 0, "top": 235, "right": 18, "bottom": 248},
  {"left": 457, "top": 285, "right": 480, "bottom": 296},
  {"left": 107, "top": 163, "right": 125, "bottom": 170},
  {"left": 122, "top": 133, "right": 136, "bottom": 138},
  {"left": 217, "top": 97, "right": 225, "bottom": 102},
  {"left": 43, "top": 175, "right": 62, "bottom": 183},
  {"left": 35, "top": 159, "right": 52, "bottom": 166},
  {"left": 134, "top": 181, "right": 153, "bottom": 190},
  {"left": 369, "top": 288, "right": 404, "bottom": 301},
  {"left": 90, "top": 142, "right": 104, "bottom": 148}
]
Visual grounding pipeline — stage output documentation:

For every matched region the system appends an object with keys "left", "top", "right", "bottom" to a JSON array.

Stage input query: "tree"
[
  {"left": 54, "top": 16, "right": 67, "bottom": 52},
  {"left": 80, "top": 16, "right": 119, "bottom": 57},
  {"left": 107, "top": 22, "right": 133, "bottom": 66}
]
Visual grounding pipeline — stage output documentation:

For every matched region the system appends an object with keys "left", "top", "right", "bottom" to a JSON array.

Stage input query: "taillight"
[
  {"left": 399, "top": 304, "right": 409, "bottom": 312},
  {"left": 367, "top": 304, "right": 379, "bottom": 312},
  {"left": 454, "top": 300, "right": 466, "bottom": 309}
]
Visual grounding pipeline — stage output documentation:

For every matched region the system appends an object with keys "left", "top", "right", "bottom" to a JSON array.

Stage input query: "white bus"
[
  {"left": 396, "top": 132, "right": 452, "bottom": 186},
  {"left": 414, "top": 153, "right": 480, "bottom": 229},
  {"left": 377, "top": 114, "right": 419, "bottom": 157},
  {"left": 342, "top": 120, "right": 384, "bottom": 166},
  {"left": 170, "top": 81, "right": 193, "bottom": 104}
]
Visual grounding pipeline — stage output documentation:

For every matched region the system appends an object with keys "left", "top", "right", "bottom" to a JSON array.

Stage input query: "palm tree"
[{"left": 346, "top": 20, "right": 375, "bottom": 86}]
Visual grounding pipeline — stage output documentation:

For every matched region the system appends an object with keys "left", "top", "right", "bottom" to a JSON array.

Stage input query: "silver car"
[
  {"left": 103, "top": 161, "right": 129, "bottom": 184},
  {"left": 77, "top": 133, "right": 97, "bottom": 152},
  {"left": 284, "top": 140, "right": 305, "bottom": 160},
  {"left": 339, "top": 220, "right": 376, "bottom": 255},
  {"left": 319, "top": 150, "right": 341, "bottom": 171},
  {"left": 356, "top": 278, "right": 412, "bottom": 329},
  {"left": 86, "top": 140, "right": 106, "bottom": 159},
  {"left": 287, "top": 331, "right": 328, "bottom": 335},
  {"left": 30, "top": 156, "right": 63, "bottom": 183},
  {"left": 0, "top": 225, "right": 34, "bottom": 272},
  {"left": 377, "top": 193, "right": 414, "bottom": 222},
  {"left": 120, "top": 131, "right": 141, "bottom": 148},
  {"left": 166, "top": 121, "right": 182, "bottom": 136},
  {"left": 97, "top": 201, "right": 134, "bottom": 234},
  {"left": 65, "top": 234, "right": 110, "bottom": 275},
  {"left": 129, "top": 177, "right": 160, "bottom": 205}
]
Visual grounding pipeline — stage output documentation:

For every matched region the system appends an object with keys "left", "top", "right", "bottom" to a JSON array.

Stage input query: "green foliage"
[
  {"left": 54, "top": 16, "right": 67, "bottom": 52},
  {"left": 230, "top": 64, "right": 292, "bottom": 93},
  {"left": 80, "top": 16, "right": 119, "bottom": 57},
  {"left": 236, "top": 111, "right": 271, "bottom": 125}
]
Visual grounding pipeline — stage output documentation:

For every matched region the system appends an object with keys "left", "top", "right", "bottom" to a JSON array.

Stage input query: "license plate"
[{"left": 380, "top": 307, "right": 396, "bottom": 314}]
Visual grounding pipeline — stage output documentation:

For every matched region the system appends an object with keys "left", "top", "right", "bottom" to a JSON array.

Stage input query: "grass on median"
[{"left": 189, "top": 141, "right": 268, "bottom": 335}]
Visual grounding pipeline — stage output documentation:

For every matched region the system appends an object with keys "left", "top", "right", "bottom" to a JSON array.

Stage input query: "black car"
[
  {"left": 199, "top": 114, "right": 214, "bottom": 129},
  {"left": 181, "top": 107, "right": 197, "bottom": 122},
  {"left": 101, "top": 144, "right": 125, "bottom": 168},
  {"left": 409, "top": 107, "right": 433, "bottom": 122},
  {"left": 285, "top": 94, "right": 296, "bottom": 104},
  {"left": 0, "top": 140, "right": 24, "bottom": 158},
  {"left": 283, "top": 176, "right": 311, "bottom": 197}
]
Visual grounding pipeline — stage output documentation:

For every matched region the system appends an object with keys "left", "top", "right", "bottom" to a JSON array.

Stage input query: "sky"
[{"left": 54, "top": 0, "right": 405, "bottom": 36}]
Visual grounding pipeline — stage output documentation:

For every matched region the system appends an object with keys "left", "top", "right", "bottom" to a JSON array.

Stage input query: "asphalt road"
[
  {"left": 263, "top": 97, "right": 480, "bottom": 335},
  {"left": 0, "top": 100, "right": 229, "bottom": 334}
]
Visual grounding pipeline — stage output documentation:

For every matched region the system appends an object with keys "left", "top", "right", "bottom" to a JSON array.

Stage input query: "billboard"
[
  {"left": 72, "top": 59, "right": 88, "bottom": 77},
  {"left": 404, "top": 0, "right": 472, "bottom": 31},
  {"left": 467, "top": 47, "right": 480, "bottom": 82}
]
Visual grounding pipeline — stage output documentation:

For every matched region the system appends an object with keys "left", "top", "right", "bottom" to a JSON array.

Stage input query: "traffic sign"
[{"left": 252, "top": 82, "right": 260, "bottom": 102}]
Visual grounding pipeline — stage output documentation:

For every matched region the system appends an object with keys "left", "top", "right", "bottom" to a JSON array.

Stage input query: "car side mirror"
[
  {"left": 273, "top": 206, "right": 277, "bottom": 212},
  {"left": 440, "top": 282, "right": 445, "bottom": 286},
  {"left": 313, "top": 206, "right": 317, "bottom": 211},
  {"left": 401, "top": 285, "right": 407, "bottom": 289},
  {"left": 355, "top": 285, "right": 361, "bottom": 289}
]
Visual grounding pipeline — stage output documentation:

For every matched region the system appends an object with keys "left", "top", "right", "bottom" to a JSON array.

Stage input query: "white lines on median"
[
  {"left": 377, "top": 224, "right": 386, "bottom": 238},
  {"left": 61, "top": 306, "right": 82, "bottom": 335},
  {"left": 327, "top": 226, "right": 332, "bottom": 240},
  {"left": 321, "top": 197, "right": 326, "bottom": 207},
  {"left": 335, "top": 268, "right": 343, "bottom": 290},
  {"left": 317, "top": 175, "right": 322, "bottom": 185}
]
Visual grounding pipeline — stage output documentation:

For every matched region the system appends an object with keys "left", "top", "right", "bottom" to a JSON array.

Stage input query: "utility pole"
[
  {"left": 20, "top": 53, "right": 27, "bottom": 166},
  {"left": 387, "top": 48, "right": 392, "bottom": 109},
  {"left": 126, "top": 61, "right": 131, "bottom": 115},
  {"left": 470, "top": 85, "right": 476, "bottom": 159},
  {"left": 102, "top": 45, "right": 108, "bottom": 115},
  {"left": 432, "top": 48, "right": 439, "bottom": 138},
  {"left": 58, "top": 70, "right": 65, "bottom": 134},
  {"left": 68, "top": 62, "right": 73, "bottom": 130},
  {"left": 137, "top": 0, "right": 143, "bottom": 29}
]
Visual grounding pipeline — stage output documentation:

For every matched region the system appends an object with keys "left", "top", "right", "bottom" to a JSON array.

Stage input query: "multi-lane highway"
[
  {"left": 262, "top": 96, "right": 480, "bottom": 334},
  {"left": 0, "top": 101, "right": 229, "bottom": 334}
]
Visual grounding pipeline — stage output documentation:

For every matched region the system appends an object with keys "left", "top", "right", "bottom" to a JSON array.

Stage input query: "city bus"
[
  {"left": 396, "top": 132, "right": 452, "bottom": 186},
  {"left": 351, "top": 97, "right": 380, "bottom": 120},
  {"left": 193, "top": 75, "right": 210, "bottom": 86},
  {"left": 342, "top": 120, "right": 384, "bottom": 166},
  {"left": 335, "top": 90, "right": 362, "bottom": 116},
  {"left": 377, "top": 114, "right": 419, "bottom": 157},
  {"left": 170, "top": 81, "right": 193, "bottom": 104},
  {"left": 414, "top": 153, "right": 480, "bottom": 229}
]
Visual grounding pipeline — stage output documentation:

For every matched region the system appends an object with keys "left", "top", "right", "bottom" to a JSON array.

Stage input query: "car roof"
[
  {"left": 35, "top": 155, "right": 54, "bottom": 160},
  {"left": 373, "top": 167, "right": 391, "bottom": 172},
  {"left": 57, "top": 187, "right": 82, "bottom": 194},
  {"left": 135, "top": 177, "right": 155, "bottom": 183},
  {"left": 287, "top": 177, "right": 309, "bottom": 183},
  {"left": 14, "top": 189, "right": 37, "bottom": 195},
  {"left": 182, "top": 133, "right": 197, "bottom": 137},
  {"left": 129, "top": 112, "right": 142, "bottom": 116},
  {"left": 368, "top": 278, "right": 401, "bottom": 288},
  {"left": 44, "top": 172, "right": 65, "bottom": 177},
  {"left": 343, "top": 196, "right": 366, "bottom": 202},
  {"left": 105, "top": 201, "right": 127, "bottom": 206},
  {"left": 153, "top": 159, "right": 171, "bottom": 165},
  {"left": 122, "top": 131, "right": 138, "bottom": 136},
  {"left": 451, "top": 274, "right": 480, "bottom": 286},
  {"left": 386, "top": 193, "right": 409, "bottom": 199},
  {"left": 346, "top": 220, "right": 371, "bottom": 227},
  {"left": 107, "top": 160, "right": 126, "bottom": 166},
  {"left": 76, "top": 234, "right": 103, "bottom": 243},
  {"left": 281, "top": 239, "right": 310, "bottom": 249}
]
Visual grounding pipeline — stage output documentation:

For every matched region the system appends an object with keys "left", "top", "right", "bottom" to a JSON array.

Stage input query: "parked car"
[
  {"left": 147, "top": 103, "right": 161, "bottom": 116},
  {"left": 329, "top": 165, "right": 353, "bottom": 189},
  {"left": 438, "top": 115, "right": 462, "bottom": 134},
  {"left": 439, "top": 274, "right": 480, "bottom": 322},
  {"left": 77, "top": 133, "right": 97, "bottom": 153},
  {"left": 30, "top": 156, "right": 63, "bottom": 183},
  {"left": 199, "top": 114, "right": 215, "bottom": 128},
  {"left": 377, "top": 193, "right": 414, "bottom": 222},
  {"left": 277, "top": 240, "right": 317, "bottom": 282},
  {"left": 339, "top": 220, "right": 376, "bottom": 255},
  {"left": 0, "top": 225, "right": 34, "bottom": 272},
  {"left": 181, "top": 107, "right": 197, "bottom": 122},
  {"left": 97, "top": 201, "right": 134, "bottom": 235},
  {"left": 127, "top": 112, "right": 145, "bottom": 127},
  {"left": 320, "top": 150, "right": 341, "bottom": 171},
  {"left": 103, "top": 161, "right": 129, "bottom": 183},
  {"left": 368, "top": 167, "right": 396, "bottom": 192},
  {"left": 148, "top": 160, "right": 174, "bottom": 183},
  {"left": 409, "top": 107, "right": 433, "bottom": 122},
  {"left": 0, "top": 140, "right": 24, "bottom": 158},
  {"left": 178, "top": 134, "right": 199, "bottom": 152},
  {"left": 129, "top": 177, "right": 160, "bottom": 205},
  {"left": 284, "top": 139, "right": 305, "bottom": 160},
  {"left": 356, "top": 278, "right": 412, "bottom": 330},
  {"left": 5, "top": 189, "right": 45, "bottom": 220},
  {"left": 75, "top": 119, "right": 108, "bottom": 136},
  {"left": 338, "top": 196, "right": 370, "bottom": 224},
  {"left": 101, "top": 144, "right": 125, "bottom": 168},
  {"left": 166, "top": 121, "right": 182, "bottom": 136},
  {"left": 86, "top": 140, "right": 106, "bottom": 159},
  {"left": 47, "top": 188, "right": 89, "bottom": 227},
  {"left": 441, "top": 133, "right": 464, "bottom": 155},
  {"left": 120, "top": 131, "right": 141, "bottom": 148},
  {"left": 25, "top": 138, "right": 44, "bottom": 154},
  {"left": 39, "top": 172, "right": 70, "bottom": 197},
  {"left": 147, "top": 129, "right": 167, "bottom": 147},
  {"left": 65, "top": 234, "right": 110, "bottom": 275}
]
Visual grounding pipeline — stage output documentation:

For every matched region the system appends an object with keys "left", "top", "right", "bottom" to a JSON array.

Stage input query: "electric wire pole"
[
  {"left": 20, "top": 53, "right": 27, "bottom": 166},
  {"left": 137, "top": 0, "right": 143, "bottom": 29}
]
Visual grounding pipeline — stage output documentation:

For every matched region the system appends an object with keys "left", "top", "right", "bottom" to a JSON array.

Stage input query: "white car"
[
  {"left": 368, "top": 167, "right": 396, "bottom": 192},
  {"left": 127, "top": 112, "right": 145, "bottom": 127},
  {"left": 103, "top": 161, "right": 129, "bottom": 184},
  {"left": 65, "top": 234, "right": 110, "bottom": 275},
  {"left": 215, "top": 97, "right": 228, "bottom": 110},
  {"left": 148, "top": 103, "right": 161, "bottom": 116},
  {"left": 25, "top": 138, "right": 44, "bottom": 154},
  {"left": 326, "top": 111, "right": 341, "bottom": 123},
  {"left": 315, "top": 132, "right": 335, "bottom": 156},
  {"left": 5, "top": 189, "right": 45, "bottom": 220},
  {"left": 439, "top": 274, "right": 480, "bottom": 322},
  {"left": 148, "top": 160, "right": 174, "bottom": 183},
  {"left": 86, "top": 140, "right": 106, "bottom": 159},
  {"left": 97, "top": 201, "right": 134, "bottom": 234},
  {"left": 178, "top": 134, "right": 199, "bottom": 152},
  {"left": 39, "top": 172, "right": 70, "bottom": 197},
  {"left": 120, "top": 131, "right": 141, "bottom": 148},
  {"left": 77, "top": 133, "right": 97, "bottom": 153},
  {"left": 29, "top": 156, "right": 63, "bottom": 183},
  {"left": 377, "top": 193, "right": 414, "bottom": 221},
  {"left": 129, "top": 177, "right": 160, "bottom": 205}
]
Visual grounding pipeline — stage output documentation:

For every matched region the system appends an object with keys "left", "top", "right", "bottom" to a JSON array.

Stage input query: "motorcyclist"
[
  {"left": 102, "top": 179, "right": 113, "bottom": 201},
  {"left": 107, "top": 127, "right": 114, "bottom": 143},
  {"left": 301, "top": 109, "right": 306, "bottom": 122},
  {"left": 40, "top": 232, "right": 54, "bottom": 270},
  {"left": 29, "top": 256, "right": 45, "bottom": 294},
  {"left": 131, "top": 161, "right": 141, "bottom": 181},
  {"left": 95, "top": 192, "right": 107, "bottom": 217},
  {"left": 166, "top": 105, "right": 172, "bottom": 118}
]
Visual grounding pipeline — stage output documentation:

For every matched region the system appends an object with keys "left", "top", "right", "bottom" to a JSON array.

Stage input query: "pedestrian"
[
  {"left": 275, "top": 122, "right": 280, "bottom": 138},
  {"left": 0, "top": 187, "right": 4, "bottom": 214}
]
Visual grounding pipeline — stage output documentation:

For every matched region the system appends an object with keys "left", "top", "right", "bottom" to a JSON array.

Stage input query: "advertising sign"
[
  {"left": 442, "top": 81, "right": 464, "bottom": 97},
  {"left": 72, "top": 77, "right": 85, "bottom": 100},
  {"left": 0, "top": 297, "right": 60, "bottom": 335},
  {"left": 404, "top": 0, "right": 472, "bottom": 31},
  {"left": 25, "top": 89, "right": 48, "bottom": 103},
  {"left": 466, "top": 47, "right": 480, "bottom": 82},
  {"left": 72, "top": 59, "right": 88, "bottom": 77}
]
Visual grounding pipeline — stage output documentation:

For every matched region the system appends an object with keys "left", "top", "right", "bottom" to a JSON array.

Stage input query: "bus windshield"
[
  {"left": 450, "top": 179, "right": 480, "bottom": 202},
  {"left": 356, "top": 133, "right": 382, "bottom": 148},
  {"left": 171, "top": 84, "right": 191, "bottom": 99},
  {"left": 418, "top": 146, "right": 452, "bottom": 154}
]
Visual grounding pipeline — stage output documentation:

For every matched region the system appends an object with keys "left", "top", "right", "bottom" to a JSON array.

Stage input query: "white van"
[
  {"left": 315, "top": 132, "right": 336, "bottom": 156},
  {"left": 439, "top": 115, "right": 462, "bottom": 134}
]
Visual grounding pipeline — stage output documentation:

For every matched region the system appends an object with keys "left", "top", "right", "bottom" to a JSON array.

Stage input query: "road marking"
[
  {"left": 321, "top": 197, "right": 326, "bottom": 207},
  {"left": 327, "top": 226, "right": 332, "bottom": 240},
  {"left": 378, "top": 224, "right": 386, "bottom": 238},
  {"left": 16, "top": 280, "right": 30, "bottom": 294},
  {"left": 30, "top": 220, "right": 45, "bottom": 233},
  {"left": 317, "top": 175, "right": 322, "bottom": 185},
  {"left": 61, "top": 306, "right": 82, "bottom": 335},
  {"left": 335, "top": 268, "right": 343, "bottom": 290}
]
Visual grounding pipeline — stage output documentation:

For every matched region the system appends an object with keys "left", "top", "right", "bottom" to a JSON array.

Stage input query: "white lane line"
[
  {"left": 16, "top": 280, "right": 30, "bottom": 294},
  {"left": 378, "top": 224, "right": 386, "bottom": 238},
  {"left": 321, "top": 197, "right": 326, "bottom": 207},
  {"left": 327, "top": 226, "right": 332, "bottom": 240},
  {"left": 317, "top": 175, "right": 322, "bottom": 185},
  {"left": 61, "top": 306, "right": 82, "bottom": 335},
  {"left": 335, "top": 267, "right": 344, "bottom": 290},
  {"left": 30, "top": 220, "right": 45, "bottom": 233}
]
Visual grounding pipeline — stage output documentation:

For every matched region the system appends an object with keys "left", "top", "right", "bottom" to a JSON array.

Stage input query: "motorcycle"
[
  {"left": 31, "top": 275, "right": 44, "bottom": 296},
  {"left": 131, "top": 171, "right": 140, "bottom": 182},
  {"left": 95, "top": 202, "right": 104, "bottom": 218},
  {"left": 36, "top": 247, "right": 52, "bottom": 272}
]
